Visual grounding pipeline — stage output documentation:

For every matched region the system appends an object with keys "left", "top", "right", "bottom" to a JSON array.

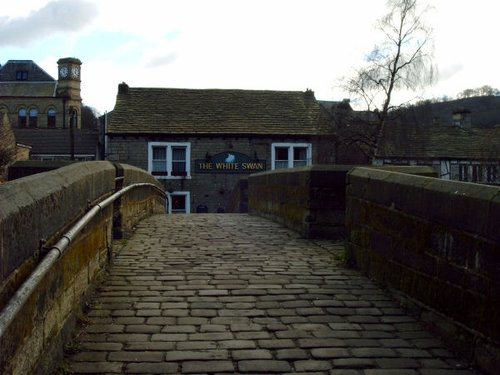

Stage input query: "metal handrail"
[{"left": 0, "top": 182, "right": 164, "bottom": 337}]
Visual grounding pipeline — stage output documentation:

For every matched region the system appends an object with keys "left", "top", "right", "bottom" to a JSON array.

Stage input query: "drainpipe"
[
  {"left": 62, "top": 97, "right": 67, "bottom": 129},
  {"left": 69, "top": 108, "right": 76, "bottom": 160},
  {"left": 166, "top": 192, "right": 172, "bottom": 214},
  {"left": 104, "top": 111, "right": 108, "bottom": 160}
]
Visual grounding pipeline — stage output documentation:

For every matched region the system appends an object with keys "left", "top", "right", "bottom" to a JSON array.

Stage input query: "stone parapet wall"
[
  {"left": 227, "top": 176, "right": 248, "bottom": 213},
  {"left": 346, "top": 166, "right": 500, "bottom": 374},
  {"left": 0, "top": 206, "right": 113, "bottom": 375},
  {"left": 248, "top": 165, "right": 348, "bottom": 239},
  {"left": 0, "top": 161, "right": 116, "bottom": 289},
  {"left": 0, "top": 161, "right": 165, "bottom": 374},
  {"left": 248, "top": 165, "right": 436, "bottom": 239},
  {"left": 114, "top": 163, "right": 166, "bottom": 237}
]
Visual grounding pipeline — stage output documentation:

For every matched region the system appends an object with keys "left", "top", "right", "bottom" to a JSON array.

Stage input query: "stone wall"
[
  {"left": 226, "top": 177, "right": 248, "bottom": 213},
  {"left": 346, "top": 167, "right": 500, "bottom": 374},
  {"left": 115, "top": 163, "right": 166, "bottom": 237},
  {"left": 248, "top": 165, "right": 436, "bottom": 239},
  {"left": 248, "top": 165, "right": 349, "bottom": 238},
  {"left": 0, "top": 161, "right": 165, "bottom": 375}
]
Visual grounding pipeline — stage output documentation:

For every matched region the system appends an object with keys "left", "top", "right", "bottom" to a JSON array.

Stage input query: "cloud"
[
  {"left": 436, "top": 64, "right": 463, "bottom": 83},
  {"left": 145, "top": 52, "right": 179, "bottom": 69},
  {"left": 0, "top": 0, "right": 97, "bottom": 46}
]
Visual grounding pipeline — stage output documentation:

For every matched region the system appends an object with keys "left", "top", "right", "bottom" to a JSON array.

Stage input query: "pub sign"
[{"left": 195, "top": 151, "right": 266, "bottom": 174}]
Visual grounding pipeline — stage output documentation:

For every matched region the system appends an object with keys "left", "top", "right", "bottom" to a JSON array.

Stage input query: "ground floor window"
[
  {"left": 486, "top": 165, "right": 498, "bottom": 184},
  {"left": 458, "top": 164, "right": 469, "bottom": 182},
  {"left": 453, "top": 162, "right": 499, "bottom": 185},
  {"left": 167, "top": 191, "right": 190, "bottom": 214},
  {"left": 472, "top": 165, "right": 482, "bottom": 182},
  {"left": 458, "top": 163, "right": 483, "bottom": 183},
  {"left": 271, "top": 143, "right": 312, "bottom": 169}
]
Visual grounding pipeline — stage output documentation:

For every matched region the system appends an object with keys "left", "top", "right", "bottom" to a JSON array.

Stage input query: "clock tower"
[{"left": 57, "top": 57, "right": 82, "bottom": 129}]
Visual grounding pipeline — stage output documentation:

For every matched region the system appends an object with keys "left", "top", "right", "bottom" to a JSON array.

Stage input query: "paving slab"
[{"left": 62, "top": 214, "right": 479, "bottom": 374}]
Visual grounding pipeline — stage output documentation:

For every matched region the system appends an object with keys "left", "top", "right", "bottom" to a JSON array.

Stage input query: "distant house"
[
  {"left": 14, "top": 128, "right": 98, "bottom": 161},
  {"left": 0, "top": 58, "right": 99, "bottom": 161},
  {"left": 0, "top": 112, "right": 30, "bottom": 181},
  {"left": 106, "top": 83, "right": 335, "bottom": 213},
  {"left": 374, "top": 122, "right": 500, "bottom": 185}
]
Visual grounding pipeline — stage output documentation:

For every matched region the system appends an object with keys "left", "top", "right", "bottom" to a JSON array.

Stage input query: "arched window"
[
  {"left": 18, "top": 108, "right": 27, "bottom": 128},
  {"left": 47, "top": 109, "right": 56, "bottom": 128},
  {"left": 28, "top": 108, "right": 38, "bottom": 128}
]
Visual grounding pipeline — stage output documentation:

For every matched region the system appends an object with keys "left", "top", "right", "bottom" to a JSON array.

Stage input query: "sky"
[{"left": 1, "top": 0, "right": 499, "bottom": 115}]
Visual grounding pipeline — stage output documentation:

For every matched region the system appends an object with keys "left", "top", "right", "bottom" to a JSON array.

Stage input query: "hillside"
[{"left": 395, "top": 96, "right": 500, "bottom": 128}]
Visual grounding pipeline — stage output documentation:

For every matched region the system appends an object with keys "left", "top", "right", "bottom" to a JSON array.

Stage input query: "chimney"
[
  {"left": 304, "top": 88, "right": 315, "bottom": 100},
  {"left": 452, "top": 109, "right": 471, "bottom": 129},
  {"left": 118, "top": 82, "right": 129, "bottom": 95}
]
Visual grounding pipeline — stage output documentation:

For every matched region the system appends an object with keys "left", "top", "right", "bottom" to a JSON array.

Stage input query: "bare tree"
[
  {"left": 457, "top": 85, "right": 500, "bottom": 98},
  {"left": 341, "top": 0, "right": 436, "bottom": 159},
  {"left": 81, "top": 104, "right": 99, "bottom": 130}
]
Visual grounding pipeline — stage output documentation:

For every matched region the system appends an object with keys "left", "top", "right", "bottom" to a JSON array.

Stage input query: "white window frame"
[
  {"left": 148, "top": 142, "right": 191, "bottom": 179},
  {"left": 166, "top": 191, "right": 191, "bottom": 214},
  {"left": 271, "top": 143, "right": 312, "bottom": 170}
]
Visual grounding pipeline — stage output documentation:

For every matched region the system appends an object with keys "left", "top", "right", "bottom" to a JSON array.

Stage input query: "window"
[
  {"left": 152, "top": 146, "right": 167, "bottom": 175},
  {"left": 459, "top": 164, "right": 469, "bottom": 182},
  {"left": 271, "top": 143, "right": 312, "bottom": 169},
  {"left": 28, "top": 108, "right": 38, "bottom": 128},
  {"left": 274, "top": 147, "right": 289, "bottom": 169},
  {"left": 293, "top": 147, "right": 308, "bottom": 167},
  {"left": 167, "top": 191, "right": 190, "bottom": 214},
  {"left": 148, "top": 142, "right": 191, "bottom": 178},
  {"left": 172, "top": 146, "right": 187, "bottom": 176},
  {"left": 47, "top": 109, "right": 56, "bottom": 128},
  {"left": 18, "top": 109, "right": 27, "bottom": 128},
  {"left": 472, "top": 165, "right": 482, "bottom": 183},
  {"left": 486, "top": 165, "right": 498, "bottom": 184},
  {"left": 16, "top": 71, "right": 28, "bottom": 80}
]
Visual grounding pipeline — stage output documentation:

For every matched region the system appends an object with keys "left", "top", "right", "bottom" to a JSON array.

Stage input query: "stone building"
[
  {"left": 374, "top": 122, "right": 500, "bottom": 185},
  {"left": 0, "top": 58, "right": 82, "bottom": 129},
  {"left": 0, "top": 112, "right": 30, "bottom": 181},
  {"left": 106, "top": 83, "right": 335, "bottom": 213},
  {"left": 0, "top": 58, "right": 99, "bottom": 160}
]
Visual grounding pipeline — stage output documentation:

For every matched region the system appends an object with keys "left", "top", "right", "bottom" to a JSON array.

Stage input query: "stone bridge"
[{"left": 0, "top": 162, "right": 498, "bottom": 375}]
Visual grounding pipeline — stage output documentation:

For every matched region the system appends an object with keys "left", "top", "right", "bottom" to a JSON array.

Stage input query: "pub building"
[{"left": 106, "top": 83, "right": 335, "bottom": 213}]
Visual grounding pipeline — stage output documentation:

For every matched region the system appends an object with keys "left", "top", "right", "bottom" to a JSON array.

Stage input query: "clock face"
[
  {"left": 71, "top": 66, "right": 80, "bottom": 79},
  {"left": 59, "top": 66, "right": 68, "bottom": 78}
]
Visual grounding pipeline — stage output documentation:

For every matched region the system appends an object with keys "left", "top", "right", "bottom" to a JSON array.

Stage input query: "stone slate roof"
[
  {"left": 0, "top": 82, "right": 57, "bottom": 97},
  {"left": 0, "top": 60, "right": 57, "bottom": 97},
  {"left": 14, "top": 128, "right": 98, "bottom": 156},
  {"left": 107, "top": 85, "right": 331, "bottom": 136},
  {"left": 376, "top": 123, "right": 500, "bottom": 160},
  {"left": 0, "top": 60, "right": 55, "bottom": 82}
]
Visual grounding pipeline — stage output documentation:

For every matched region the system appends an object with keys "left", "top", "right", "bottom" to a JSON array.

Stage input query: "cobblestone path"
[{"left": 64, "top": 214, "right": 478, "bottom": 374}]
